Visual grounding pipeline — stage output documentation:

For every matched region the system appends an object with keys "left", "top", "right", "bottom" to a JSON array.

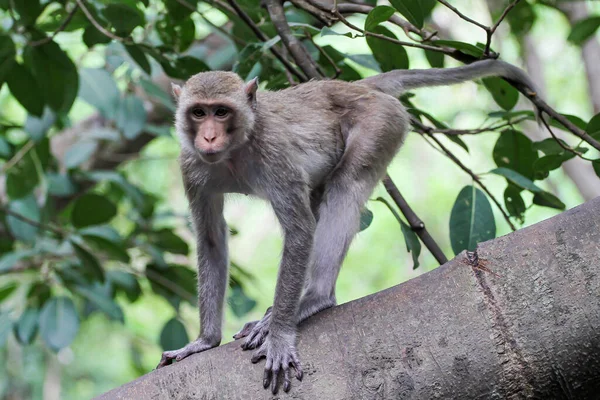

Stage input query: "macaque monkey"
[{"left": 156, "top": 59, "right": 538, "bottom": 393}]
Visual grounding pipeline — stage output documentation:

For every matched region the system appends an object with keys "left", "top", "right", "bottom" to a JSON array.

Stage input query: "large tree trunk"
[{"left": 98, "top": 198, "right": 600, "bottom": 399}]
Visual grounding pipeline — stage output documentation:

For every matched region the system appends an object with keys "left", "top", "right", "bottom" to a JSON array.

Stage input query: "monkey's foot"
[
  {"left": 251, "top": 332, "right": 303, "bottom": 394},
  {"left": 239, "top": 307, "right": 272, "bottom": 350},
  {"left": 156, "top": 338, "right": 219, "bottom": 368}
]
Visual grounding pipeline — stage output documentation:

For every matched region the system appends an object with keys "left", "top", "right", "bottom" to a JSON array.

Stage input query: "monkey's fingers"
[
  {"left": 291, "top": 354, "right": 303, "bottom": 381},
  {"left": 283, "top": 366, "right": 292, "bottom": 392},
  {"left": 156, "top": 351, "right": 177, "bottom": 369},
  {"left": 270, "top": 364, "right": 281, "bottom": 394},
  {"left": 233, "top": 320, "right": 258, "bottom": 340}
]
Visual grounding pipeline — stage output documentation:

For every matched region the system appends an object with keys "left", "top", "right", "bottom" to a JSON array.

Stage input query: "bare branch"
[
  {"left": 485, "top": 0, "right": 521, "bottom": 55},
  {"left": 382, "top": 176, "right": 448, "bottom": 265},
  {"left": 29, "top": 2, "right": 79, "bottom": 47},
  {"left": 437, "top": 0, "right": 488, "bottom": 31},
  {"left": 264, "top": 0, "right": 322, "bottom": 79},
  {"left": 225, "top": 0, "right": 307, "bottom": 81},
  {"left": 76, "top": 0, "right": 132, "bottom": 43}
]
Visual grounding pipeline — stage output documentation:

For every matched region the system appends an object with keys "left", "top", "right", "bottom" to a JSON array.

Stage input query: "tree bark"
[{"left": 97, "top": 197, "right": 600, "bottom": 400}]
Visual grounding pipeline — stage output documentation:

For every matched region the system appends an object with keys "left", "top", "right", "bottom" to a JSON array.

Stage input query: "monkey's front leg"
[
  {"left": 249, "top": 189, "right": 315, "bottom": 394},
  {"left": 156, "top": 194, "right": 228, "bottom": 368}
]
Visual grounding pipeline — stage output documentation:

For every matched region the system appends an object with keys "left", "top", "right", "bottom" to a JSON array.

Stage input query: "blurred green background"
[{"left": 0, "top": 0, "right": 599, "bottom": 398}]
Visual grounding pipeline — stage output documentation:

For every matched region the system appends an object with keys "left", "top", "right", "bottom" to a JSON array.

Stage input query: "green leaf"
[
  {"left": 359, "top": 207, "right": 374, "bottom": 232},
  {"left": 488, "top": 110, "right": 535, "bottom": 121},
  {"left": 0, "top": 312, "right": 12, "bottom": 347},
  {"left": 25, "top": 108, "right": 56, "bottom": 142},
  {"left": 366, "top": 26, "right": 409, "bottom": 72},
  {"left": 39, "top": 297, "right": 79, "bottom": 351},
  {"left": 0, "top": 34, "right": 16, "bottom": 89},
  {"left": 0, "top": 282, "right": 17, "bottom": 301},
  {"left": 160, "top": 318, "right": 189, "bottom": 351},
  {"left": 27, "top": 282, "right": 51, "bottom": 308},
  {"left": 504, "top": 185, "right": 525, "bottom": 220},
  {"left": 74, "top": 285, "right": 124, "bottom": 322},
  {"left": 71, "top": 193, "right": 117, "bottom": 228},
  {"left": 425, "top": 50, "right": 444, "bottom": 68},
  {"left": 449, "top": 186, "right": 496, "bottom": 255},
  {"left": 64, "top": 141, "right": 98, "bottom": 169},
  {"left": 0, "top": 136, "right": 12, "bottom": 159},
  {"left": 139, "top": 78, "right": 176, "bottom": 111},
  {"left": 102, "top": 4, "right": 144, "bottom": 35},
  {"left": 14, "top": 0, "right": 42, "bottom": 26},
  {"left": 149, "top": 229, "right": 189, "bottom": 255},
  {"left": 548, "top": 114, "right": 588, "bottom": 132},
  {"left": 532, "top": 192, "right": 565, "bottom": 210},
  {"left": 364, "top": 6, "right": 395, "bottom": 31},
  {"left": 78, "top": 68, "right": 120, "bottom": 118},
  {"left": 399, "top": 220, "right": 421, "bottom": 269},
  {"left": 533, "top": 138, "right": 571, "bottom": 155},
  {"left": 82, "top": 25, "right": 112, "bottom": 47},
  {"left": 586, "top": 113, "right": 600, "bottom": 139},
  {"left": 490, "top": 167, "right": 541, "bottom": 192},
  {"left": 506, "top": 1, "right": 535, "bottom": 36},
  {"left": 107, "top": 271, "right": 141, "bottom": 302},
  {"left": 320, "top": 27, "right": 354, "bottom": 38},
  {"left": 125, "top": 44, "right": 152, "bottom": 74},
  {"left": 433, "top": 40, "right": 484, "bottom": 57},
  {"left": 567, "top": 16, "right": 600, "bottom": 46},
  {"left": 85, "top": 171, "right": 146, "bottom": 208},
  {"left": 389, "top": 0, "right": 423, "bottom": 29},
  {"left": 14, "top": 307, "right": 39, "bottom": 345},
  {"left": 228, "top": 284, "right": 257, "bottom": 318},
  {"left": 492, "top": 129, "right": 537, "bottom": 179},
  {"left": 7, "top": 62, "right": 45, "bottom": 116},
  {"left": 116, "top": 95, "right": 147, "bottom": 139},
  {"left": 533, "top": 154, "right": 574, "bottom": 175},
  {"left": 79, "top": 225, "right": 122, "bottom": 242},
  {"left": 70, "top": 239, "right": 105, "bottom": 281},
  {"left": 592, "top": 160, "right": 600, "bottom": 179},
  {"left": 146, "top": 264, "right": 196, "bottom": 308},
  {"left": 47, "top": 173, "right": 78, "bottom": 197},
  {"left": 482, "top": 77, "right": 519, "bottom": 111},
  {"left": 0, "top": 249, "right": 39, "bottom": 272},
  {"left": 7, "top": 195, "right": 40, "bottom": 242},
  {"left": 82, "top": 234, "right": 130, "bottom": 263},
  {"left": 374, "top": 197, "right": 422, "bottom": 269},
  {"left": 24, "top": 41, "right": 79, "bottom": 113},
  {"left": 165, "top": 0, "right": 195, "bottom": 21}
]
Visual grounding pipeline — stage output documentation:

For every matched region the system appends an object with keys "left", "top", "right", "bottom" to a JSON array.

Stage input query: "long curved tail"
[{"left": 360, "top": 59, "right": 537, "bottom": 99}]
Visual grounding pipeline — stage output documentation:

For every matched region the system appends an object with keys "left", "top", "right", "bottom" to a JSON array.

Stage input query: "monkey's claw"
[
  {"left": 240, "top": 307, "right": 272, "bottom": 350},
  {"left": 251, "top": 334, "right": 303, "bottom": 394},
  {"left": 156, "top": 339, "right": 218, "bottom": 369}
]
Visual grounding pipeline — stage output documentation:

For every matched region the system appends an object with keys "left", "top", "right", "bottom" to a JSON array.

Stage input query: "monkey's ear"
[
  {"left": 171, "top": 83, "right": 182, "bottom": 101},
  {"left": 245, "top": 77, "right": 258, "bottom": 107}
]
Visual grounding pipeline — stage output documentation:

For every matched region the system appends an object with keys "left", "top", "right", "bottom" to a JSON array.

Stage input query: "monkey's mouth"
[{"left": 199, "top": 150, "right": 227, "bottom": 164}]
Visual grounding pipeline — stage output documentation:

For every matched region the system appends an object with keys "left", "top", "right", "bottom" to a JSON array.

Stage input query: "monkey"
[{"left": 156, "top": 59, "right": 538, "bottom": 394}]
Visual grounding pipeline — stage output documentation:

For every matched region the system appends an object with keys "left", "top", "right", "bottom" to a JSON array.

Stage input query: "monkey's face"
[
  {"left": 173, "top": 71, "right": 258, "bottom": 165},
  {"left": 185, "top": 103, "right": 237, "bottom": 164}
]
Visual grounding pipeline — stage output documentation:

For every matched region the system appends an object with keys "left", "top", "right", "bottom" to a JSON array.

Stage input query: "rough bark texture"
[{"left": 98, "top": 198, "right": 600, "bottom": 400}]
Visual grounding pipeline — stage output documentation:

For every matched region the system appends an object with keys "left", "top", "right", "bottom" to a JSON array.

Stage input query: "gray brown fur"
[{"left": 157, "top": 59, "right": 538, "bottom": 394}]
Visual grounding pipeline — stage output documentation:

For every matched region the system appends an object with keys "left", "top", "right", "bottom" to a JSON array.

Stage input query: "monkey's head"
[{"left": 172, "top": 71, "right": 258, "bottom": 164}]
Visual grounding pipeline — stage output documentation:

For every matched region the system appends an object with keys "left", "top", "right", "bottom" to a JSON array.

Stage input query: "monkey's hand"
[
  {"left": 251, "top": 331, "right": 303, "bottom": 394},
  {"left": 235, "top": 306, "right": 272, "bottom": 349},
  {"left": 156, "top": 338, "right": 219, "bottom": 368}
]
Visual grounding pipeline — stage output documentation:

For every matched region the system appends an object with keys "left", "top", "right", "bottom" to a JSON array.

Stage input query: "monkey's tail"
[
  {"left": 360, "top": 59, "right": 537, "bottom": 96},
  {"left": 360, "top": 58, "right": 542, "bottom": 122}
]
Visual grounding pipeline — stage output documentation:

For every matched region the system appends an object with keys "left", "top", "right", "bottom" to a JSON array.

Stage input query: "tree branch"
[
  {"left": 382, "top": 175, "right": 448, "bottom": 264},
  {"left": 264, "top": 0, "right": 322, "bottom": 79},
  {"left": 97, "top": 197, "right": 600, "bottom": 399}
]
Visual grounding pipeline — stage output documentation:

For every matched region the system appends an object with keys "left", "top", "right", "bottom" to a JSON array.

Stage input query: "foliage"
[{"left": 0, "top": 0, "right": 598, "bottom": 396}]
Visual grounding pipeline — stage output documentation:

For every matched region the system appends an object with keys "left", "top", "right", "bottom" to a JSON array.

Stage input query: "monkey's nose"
[{"left": 204, "top": 135, "right": 216, "bottom": 143}]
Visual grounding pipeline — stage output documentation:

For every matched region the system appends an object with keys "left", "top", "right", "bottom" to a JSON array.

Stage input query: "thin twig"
[
  {"left": 75, "top": 0, "right": 132, "bottom": 43},
  {"left": 485, "top": 0, "right": 521, "bottom": 55},
  {"left": 225, "top": 0, "right": 307, "bottom": 81},
  {"left": 426, "top": 116, "right": 531, "bottom": 136},
  {"left": 1, "top": 140, "right": 34, "bottom": 174},
  {"left": 437, "top": 0, "right": 488, "bottom": 31},
  {"left": 541, "top": 118, "right": 595, "bottom": 161},
  {"left": 424, "top": 131, "right": 517, "bottom": 231},
  {"left": 29, "top": 2, "right": 79, "bottom": 46},
  {"left": 1, "top": 207, "right": 64, "bottom": 237},
  {"left": 304, "top": 28, "right": 340, "bottom": 78},
  {"left": 382, "top": 176, "right": 448, "bottom": 265},
  {"left": 264, "top": 0, "right": 322, "bottom": 79},
  {"left": 334, "top": 11, "right": 455, "bottom": 56}
]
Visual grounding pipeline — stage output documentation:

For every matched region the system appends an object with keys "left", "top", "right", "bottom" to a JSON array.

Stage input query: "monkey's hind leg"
[{"left": 298, "top": 108, "right": 407, "bottom": 323}]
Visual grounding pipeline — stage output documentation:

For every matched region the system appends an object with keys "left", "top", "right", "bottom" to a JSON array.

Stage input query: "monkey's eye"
[
  {"left": 215, "top": 107, "right": 229, "bottom": 118},
  {"left": 191, "top": 108, "right": 206, "bottom": 118}
]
